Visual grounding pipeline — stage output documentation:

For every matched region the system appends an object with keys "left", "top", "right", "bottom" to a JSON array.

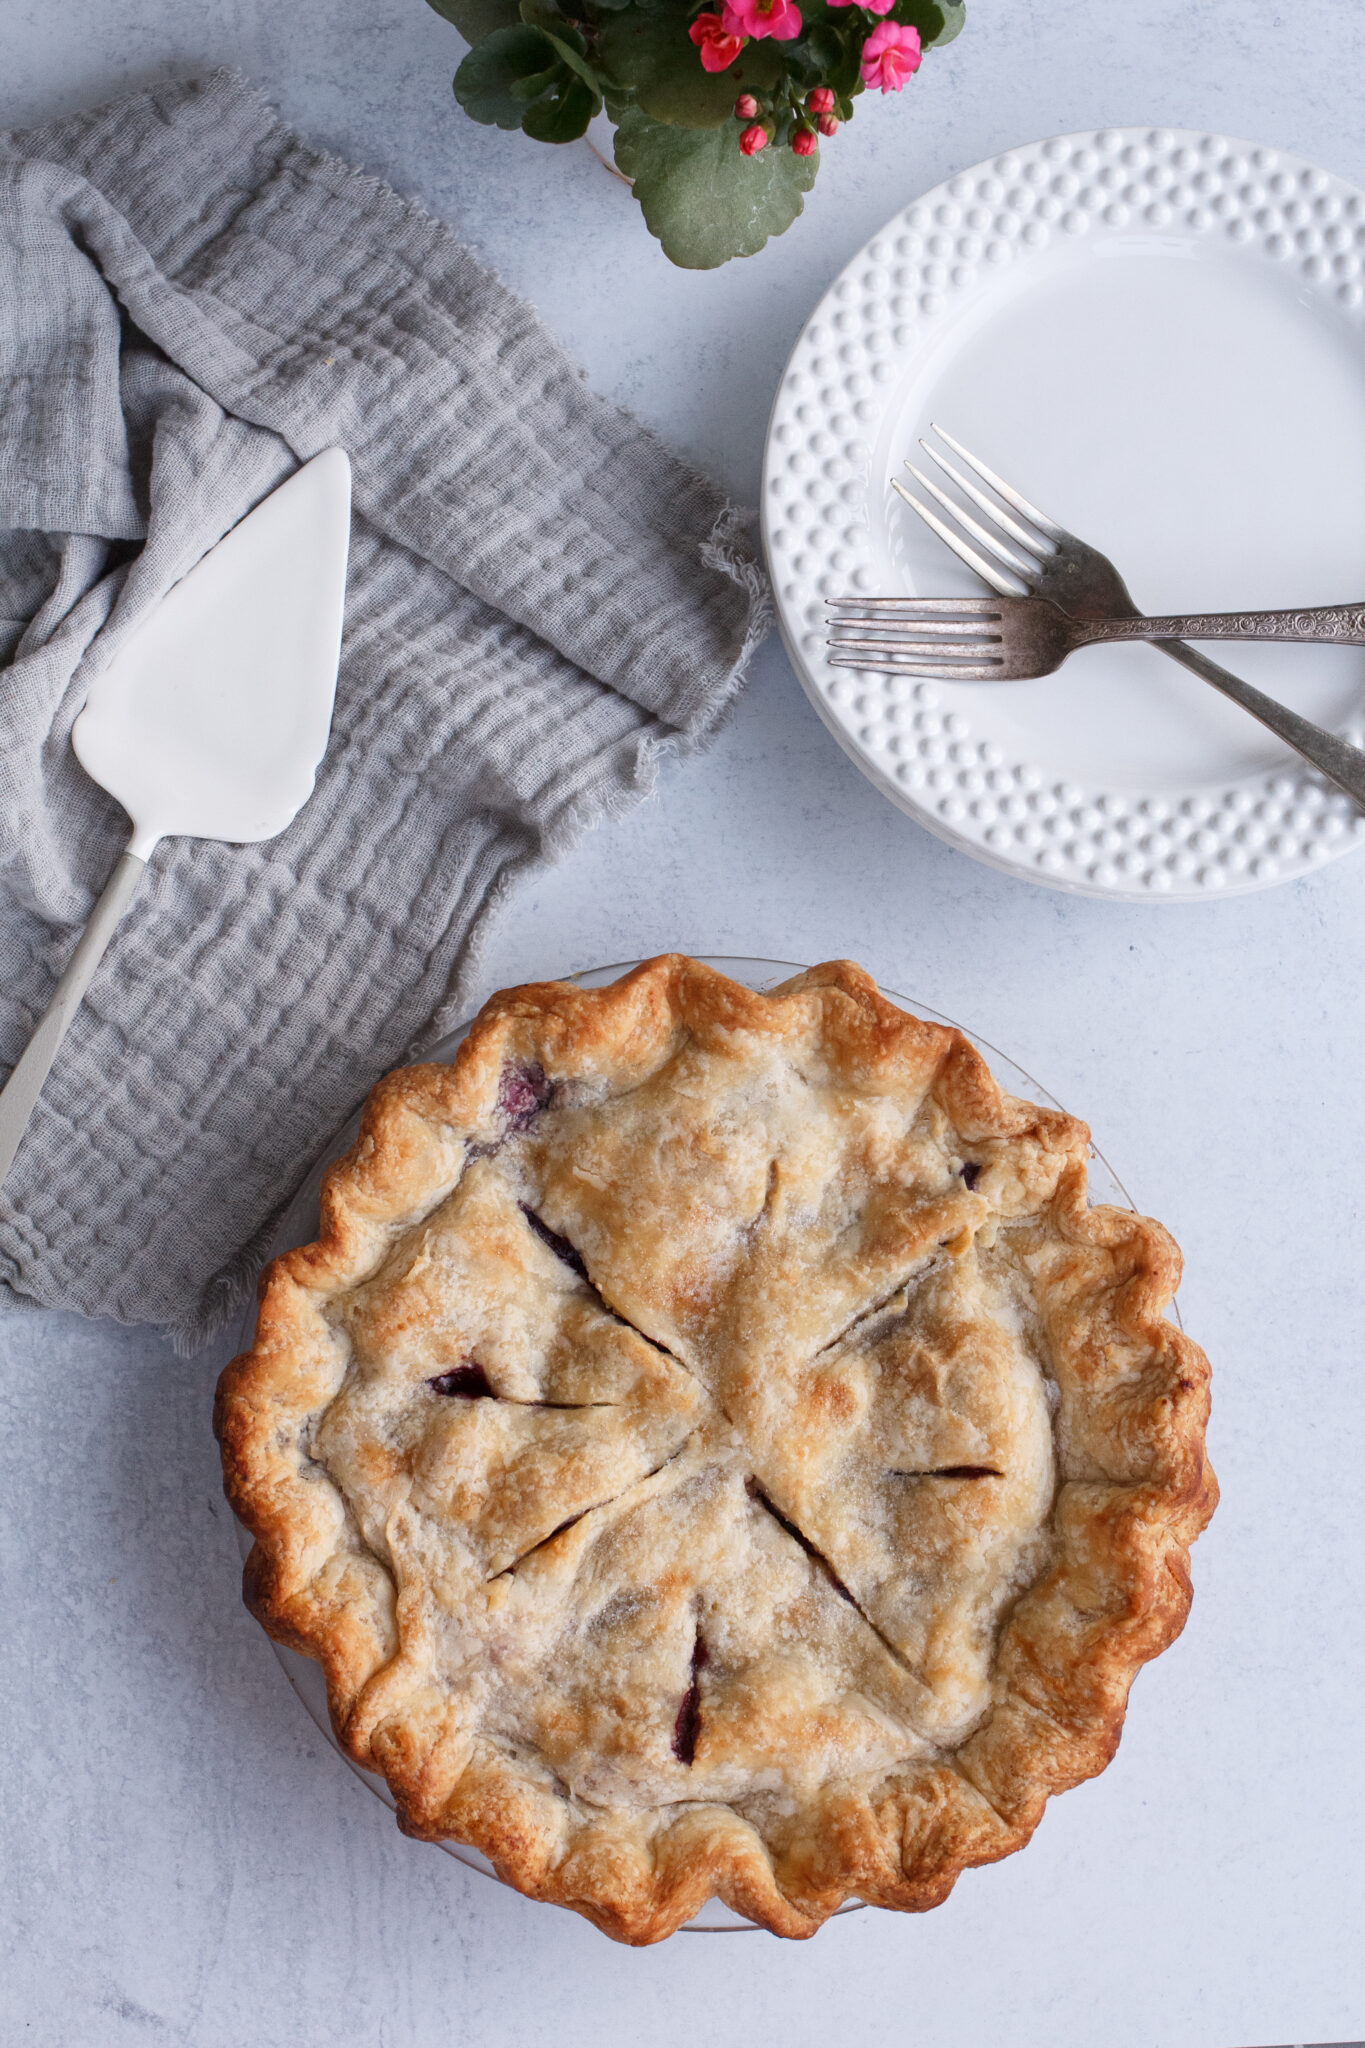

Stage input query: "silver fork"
[
  {"left": 827, "top": 593, "right": 1365, "bottom": 678},
  {"left": 830, "top": 424, "right": 1365, "bottom": 810}
]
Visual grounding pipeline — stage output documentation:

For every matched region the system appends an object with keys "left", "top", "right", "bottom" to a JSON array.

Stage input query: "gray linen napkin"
[{"left": 0, "top": 70, "right": 766, "bottom": 1347}]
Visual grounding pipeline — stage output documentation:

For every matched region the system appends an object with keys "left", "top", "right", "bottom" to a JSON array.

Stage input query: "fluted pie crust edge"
[{"left": 215, "top": 956, "right": 1217, "bottom": 1943}]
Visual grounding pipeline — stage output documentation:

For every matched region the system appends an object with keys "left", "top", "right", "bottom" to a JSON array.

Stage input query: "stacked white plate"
[{"left": 763, "top": 128, "right": 1365, "bottom": 900}]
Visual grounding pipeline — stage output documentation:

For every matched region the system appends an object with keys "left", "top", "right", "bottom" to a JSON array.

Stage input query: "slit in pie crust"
[{"left": 216, "top": 956, "right": 1216, "bottom": 1944}]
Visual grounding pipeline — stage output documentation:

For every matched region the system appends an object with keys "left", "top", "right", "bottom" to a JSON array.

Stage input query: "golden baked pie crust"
[{"left": 216, "top": 957, "right": 1216, "bottom": 1943}]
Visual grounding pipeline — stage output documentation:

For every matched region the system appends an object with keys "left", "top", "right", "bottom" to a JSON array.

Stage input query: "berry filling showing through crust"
[
  {"left": 427, "top": 1362, "right": 495, "bottom": 1398},
  {"left": 497, "top": 1447, "right": 689, "bottom": 1578},
  {"left": 745, "top": 1476, "right": 856, "bottom": 1605},
  {"left": 889, "top": 1465, "right": 1003, "bottom": 1481},
  {"left": 671, "top": 1635, "right": 709, "bottom": 1765},
  {"left": 428, "top": 1359, "right": 618, "bottom": 1413},
  {"left": 960, "top": 1161, "right": 981, "bottom": 1189},
  {"left": 519, "top": 1204, "right": 590, "bottom": 1282},
  {"left": 498, "top": 1060, "right": 554, "bottom": 1129}
]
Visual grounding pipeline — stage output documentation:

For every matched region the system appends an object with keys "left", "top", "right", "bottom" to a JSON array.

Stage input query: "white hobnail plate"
[
  {"left": 763, "top": 128, "right": 1365, "bottom": 901},
  {"left": 231, "top": 957, "right": 1164, "bottom": 1931}
]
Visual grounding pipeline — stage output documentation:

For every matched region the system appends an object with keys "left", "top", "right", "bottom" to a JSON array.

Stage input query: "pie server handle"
[{"left": 0, "top": 846, "right": 148, "bottom": 1191}]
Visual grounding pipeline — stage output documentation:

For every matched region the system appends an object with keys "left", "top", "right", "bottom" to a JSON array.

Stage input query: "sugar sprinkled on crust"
[{"left": 216, "top": 956, "right": 1216, "bottom": 1944}]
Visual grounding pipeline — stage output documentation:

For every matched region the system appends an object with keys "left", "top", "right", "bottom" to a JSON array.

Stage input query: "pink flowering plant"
[{"left": 424, "top": 0, "right": 963, "bottom": 265}]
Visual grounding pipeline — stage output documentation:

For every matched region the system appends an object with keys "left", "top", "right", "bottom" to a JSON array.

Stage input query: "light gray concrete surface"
[{"left": 3, "top": 4, "right": 1365, "bottom": 2045}]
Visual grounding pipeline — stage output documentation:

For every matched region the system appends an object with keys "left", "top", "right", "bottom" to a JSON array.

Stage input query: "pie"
[{"left": 216, "top": 956, "right": 1216, "bottom": 1943}]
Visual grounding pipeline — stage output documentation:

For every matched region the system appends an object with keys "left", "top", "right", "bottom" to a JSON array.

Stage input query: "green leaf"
[
  {"left": 454, "top": 23, "right": 560, "bottom": 125},
  {"left": 521, "top": 73, "right": 601, "bottom": 139},
  {"left": 927, "top": 0, "right": 965, "bottom": 45},
  {"left": 517, "top": 0, "right": 576, "bottom": 35},
  {"left": 783, "top": 18, "right": 862, "bottom": 94},
  {"left": 831, "top": 45, "right": 863, "bottom": 94},
  {"left": 509, "top": 61, "right": 563, "bottom": 97},
  {"left": 542, "top": 26, "right": 606, "bottom": 91},
  {"left": 825, "top": 28, "right": 862, "bottom": 94},
  {"left": 888, "top": 0, "right": 964, "bottom": 48},
  {"left": 612, "top": 106, "right": 817, "bottom": 267},
  {"left": 596, "top": 7, "right": 780, "bottom": 128},
  {"left": 426, "top": 0, "right": 525, "bottom": 41},
  {"left": 782, "top": 23, "right": 837, "bottom": 82},
  {"left": 707, "top": 38, "right": 784, "bottom": 93}
]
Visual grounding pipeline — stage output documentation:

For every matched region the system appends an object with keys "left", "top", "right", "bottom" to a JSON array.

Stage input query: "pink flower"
[
  {"left": 806, "top": 86, "right": 835, "bottom": 112},
  {"left": 827, "top": 0, "right": 896, "bottom": 12},
  {"left": 689, "top": 12, "right": 745, "bottom": 71},
  {"left": 739, "top": 122, "right": 770, "bottom": 154},
  {"left": 791, "top": 125, "right": 817, "bottom": 156},
  {"left": 859, "top": 20, "right": 922, "bottom": 92},
  {"left": 720, "top": 0, "right": 802, "bottom": 43},
  {"left": 734, "top": 91, "right": 759, "bottom": 117}
]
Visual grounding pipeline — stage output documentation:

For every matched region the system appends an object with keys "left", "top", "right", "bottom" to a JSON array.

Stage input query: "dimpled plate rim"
[
  {"left": 231, "top": 957, "right": 1166, "bottom": 1931},
  {"left": 762, "top": 126, "right": 1365, "bottom": 903}
]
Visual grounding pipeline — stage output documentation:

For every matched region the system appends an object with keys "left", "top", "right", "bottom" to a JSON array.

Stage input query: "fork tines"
[
  {"left": 825, "top": 595, "right": 1006, "bottom": 677},
  {"left": 822, "top": 421, "right": 1069, "bottom": 676},
  {"left": 896, "top": 422, "right": 1063, "bottom": 595}
]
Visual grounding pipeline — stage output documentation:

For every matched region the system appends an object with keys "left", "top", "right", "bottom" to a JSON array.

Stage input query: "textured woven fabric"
[{"left": 0, "top": 70, "right": 766, "bottom": 1345}]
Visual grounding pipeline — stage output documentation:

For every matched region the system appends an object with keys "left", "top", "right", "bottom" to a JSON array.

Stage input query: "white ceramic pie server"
[{"left": 0, "top": 447, "right": 352, "bottom": 1189}]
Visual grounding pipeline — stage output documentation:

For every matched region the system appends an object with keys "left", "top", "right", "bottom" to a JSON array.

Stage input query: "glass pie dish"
[{"left": 229, "top": 956, "right": 1178, "bottom": 1932}]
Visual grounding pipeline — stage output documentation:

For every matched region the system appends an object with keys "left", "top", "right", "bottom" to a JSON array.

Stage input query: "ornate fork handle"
[{"left": 1073, "top": 603, "right": 1365, "bottom": 646}]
